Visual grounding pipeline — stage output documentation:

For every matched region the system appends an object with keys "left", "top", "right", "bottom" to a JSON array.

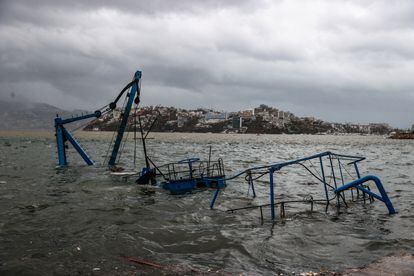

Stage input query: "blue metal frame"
[
  {"left": 178, "top": 158, "right": 200, "bottom": 179},
  {"left": 334, "top": 175, "right": 396, "bottom": 214},
  {"left": 319, "top": 156, "right": 329, "bottom": 203},
  {"left": 209, "top": 151, "right": 395, "bottom": 219},
  {"left": 247, "top": 171, "right": 256, "bottom": 198},
  {"left": 54, "top": 70, "right": 143, "bottom": 167},
  {"left": 54, "top": 111, "right": 102, "bottom": 166},
  {"left": 153, "top": 157, "right": 226, "bottom": 194},
  {"left": 269, "top": 167, "right": 276, "bottom": 220},
  {"left": 108, "top": 71, "right": 142, "bottom": 167},
  {"left": 210, "top": 187, "right": 221, "bottom": 209}
]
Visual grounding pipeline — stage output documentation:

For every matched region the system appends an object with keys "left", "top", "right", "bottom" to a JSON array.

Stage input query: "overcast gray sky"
[{"left": 0, "top": 0, "right": 413, "bottom": 127}]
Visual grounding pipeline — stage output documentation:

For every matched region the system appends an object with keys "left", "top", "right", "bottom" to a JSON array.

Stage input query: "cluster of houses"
[{"left": 89, "top": 104, "right": 392, "bottom": 135}]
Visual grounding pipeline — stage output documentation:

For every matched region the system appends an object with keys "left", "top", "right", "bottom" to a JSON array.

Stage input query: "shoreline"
[{"left": 0, "top": 129, "right": 390, "bottom": 138}]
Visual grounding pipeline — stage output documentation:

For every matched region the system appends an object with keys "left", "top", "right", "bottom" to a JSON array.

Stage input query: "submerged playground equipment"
[{"left": 53, "top": 70, "right": 395, "bottom": 219}]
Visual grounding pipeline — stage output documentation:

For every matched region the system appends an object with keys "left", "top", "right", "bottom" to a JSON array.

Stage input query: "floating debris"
[
  {"left": 121, "top": 255, "right": 206, "bottom": 274},
  {"left": 123, "top": 256, "right": 164, "bottom": 269}
]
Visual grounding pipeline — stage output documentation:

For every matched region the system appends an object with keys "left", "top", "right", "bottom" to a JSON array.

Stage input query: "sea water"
[{"left": 0, "top": 131, "right": 413, "bottom": 274}]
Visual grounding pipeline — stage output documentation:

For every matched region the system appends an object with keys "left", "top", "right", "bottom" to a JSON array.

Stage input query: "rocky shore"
[{"left": 389, "top": 132, "right": 414, "bottom": 139}]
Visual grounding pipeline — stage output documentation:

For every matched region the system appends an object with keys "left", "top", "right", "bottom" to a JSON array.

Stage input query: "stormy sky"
[{"left": 0, "top": 1, "right": 413, "bottom": 127}]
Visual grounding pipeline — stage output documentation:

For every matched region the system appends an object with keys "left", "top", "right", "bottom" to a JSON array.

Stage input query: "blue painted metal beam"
[
  {"left": 108, "top": 70, "right": 142, "bottom": 167},
  {"left": 55, "top": 124, "right": 67, "bottom": 166},
  {"left": 210, "top": 188, "right": 221, "bottom": 209},
  {"left": 54, "top": 110, "right": 101, "bottom": 166},
  {"left": 269, "top": 167, "right": 276, "bottom": 220},
  {"left": 60, "top": 111, "right": 101, "bottom": 125},
  {"left": 62, "top": 127, "right": 94, "bottom": 165},
  {"left": 334, "top": 175, "right": 396, "bottom": 214},
  {"left": 319, "top": 156, "right": 329, "bottom": 203},
  {"left": 328, "top": 153, "right": 341, "bottom": 209}
]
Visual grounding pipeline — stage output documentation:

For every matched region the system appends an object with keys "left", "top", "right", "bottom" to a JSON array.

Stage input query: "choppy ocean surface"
[{"left": 0, "top": 131, "right": 413, "bottom": 275}]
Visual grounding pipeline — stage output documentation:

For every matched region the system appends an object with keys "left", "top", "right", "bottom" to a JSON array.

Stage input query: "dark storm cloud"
[
  {"left": 0, "top": 0, "right": 413, "bottom": 127},
  {"left": 0, "top": 0, "right": 258, "bottom": 26}
]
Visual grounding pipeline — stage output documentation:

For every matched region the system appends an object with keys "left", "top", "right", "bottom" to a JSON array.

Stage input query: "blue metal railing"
[
  {"left": 209, "top": 151, "right": 395, "bottom": 220},
  {"left": 335, "top": 175, "right": 396, "bottom": 214}
]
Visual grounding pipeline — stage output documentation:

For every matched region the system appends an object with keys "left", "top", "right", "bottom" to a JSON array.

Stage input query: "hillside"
[{"left": 0, "top": 100, "right": 88, "bottom": 130}]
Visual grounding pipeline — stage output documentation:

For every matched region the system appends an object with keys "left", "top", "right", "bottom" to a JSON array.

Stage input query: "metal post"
[
  {"left": 269, "top": 167, "right": 276, "bottom": 220},
  {"left": 354, "top": 162, "right": 361, "bottom": 198},
  {"left": 210, "top": 188, "right": 220, "bottom": 209},
  {"left": 189, "top": 161, "right": 193, "bottom": 179},
  {"left": 280, "top": 202, "right": 286, "bottom": 218},
  {"left": 138, "top": 116, "right": 150, "bottom": 169},
  {"left": 55, "top": 124, "right": 67, "bottom": 166},
  {"left": 248, "top": 172, "right": 256, "bottom": 198},
  {"left": 354, "top": 162, "right": 361, "bottom": 178},
  {"left": 259, "top": 206, "right": 264, "bottom": 225},
  {"left": 337, "top": 159, "right": 346, "bottom": 201},
  {"left": 207, "top": 145, "right": 212, "bottom": 177},
  {"left": 329, "top": 154, "right": 340, "bottom": 209},
  {"left": 133, "top": 108, "right": 137, "bottom": 166},
  {"left": 319, "top": 156, "right": 329, "bottom": 203},
  {"left": 167, "top": 164, "right": 171, "bottom": 181}
]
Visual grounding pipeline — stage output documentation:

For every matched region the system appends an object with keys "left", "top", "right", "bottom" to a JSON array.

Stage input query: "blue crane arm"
[
  {"left": 108, "top": 70, "right": 142, "bottom": 167},
  {"left": 54, "top": 70, "right": 142, "bottom": 167},
  {"left": 55, "top": 110, "right": 102, "bottom": 125}
]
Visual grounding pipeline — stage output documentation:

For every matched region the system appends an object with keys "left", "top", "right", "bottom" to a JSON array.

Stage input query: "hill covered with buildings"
[{"left": 84, "top": 104, "right": 393, "bottom": 135}]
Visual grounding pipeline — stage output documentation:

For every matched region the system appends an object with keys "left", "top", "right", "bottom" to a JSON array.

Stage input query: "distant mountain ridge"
[{"left": 0, "top": 100, "right": 88, "bottom": 130}]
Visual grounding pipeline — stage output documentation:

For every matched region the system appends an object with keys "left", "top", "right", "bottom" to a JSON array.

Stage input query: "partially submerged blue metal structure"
[
  {"left": 53, "top": 70, "right": 395, "bottom": 218},
  {"left": 53, "top": 70, "right": 225, "bottom": 194},
  {"left": 156, "top": 157, "right": 226, "bottom": 194},
  {"left": 209, "top": 151, "right": 395, "bottom": 221},
  {"left": 54, "top": 110, "right": 102, "bottom": 166},
  {"left": 54, "top": 70, "right": 142, "bottom": 167}
]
